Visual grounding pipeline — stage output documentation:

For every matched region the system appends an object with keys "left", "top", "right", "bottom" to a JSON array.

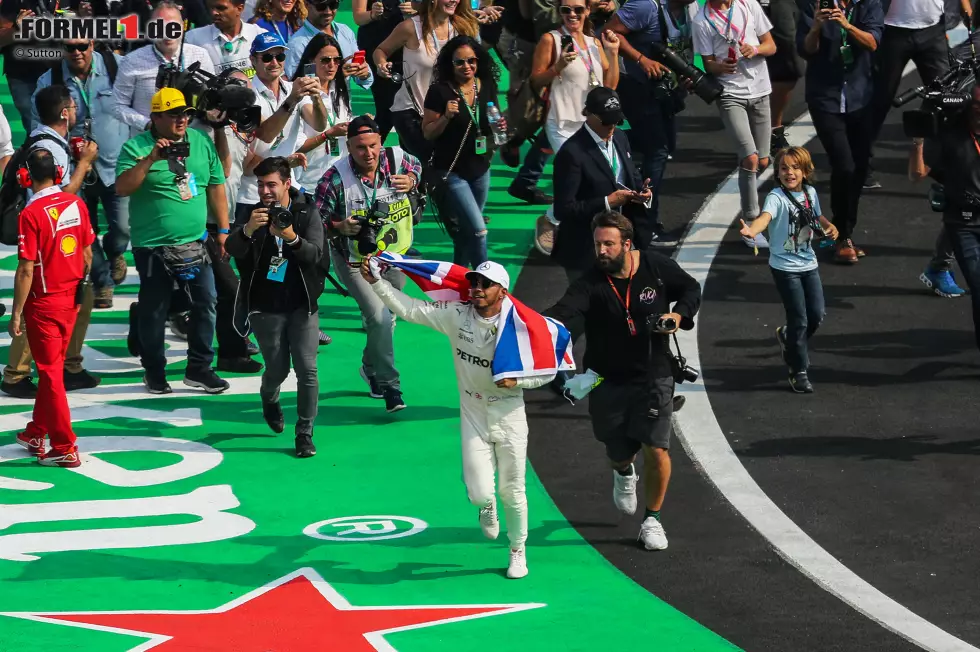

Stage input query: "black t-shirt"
[
  {"left": 925, "top": 118, "right": 980, "bottom": 227},
  {"left": 1, "top": 0, "right": 56, "bottom": 80},
  {"left": 249, "top": 231, "right": 308, "bottom": 314},
  {"left": 546, "top": 251, "right": 702, "bottom": 382},
  {"left": 423, "top": 80, "right": 495, "bottom": 181}
]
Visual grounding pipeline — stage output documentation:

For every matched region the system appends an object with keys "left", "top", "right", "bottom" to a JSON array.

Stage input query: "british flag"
[{"left": 377, "top": 252, "right": 576, "bottom": 381}]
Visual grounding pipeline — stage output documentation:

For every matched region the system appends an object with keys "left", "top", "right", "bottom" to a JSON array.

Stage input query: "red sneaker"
[
  {"left": 38, "top": 449, "right": 81, "bottom": 468},
  {"left": 15, "top": 431, "right": 45, "bottom": 456}
]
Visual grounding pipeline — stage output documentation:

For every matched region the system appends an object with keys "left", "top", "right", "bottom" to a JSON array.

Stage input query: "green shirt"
[{"left": 116, "top": 128, "right": 226, "bottom": 248}]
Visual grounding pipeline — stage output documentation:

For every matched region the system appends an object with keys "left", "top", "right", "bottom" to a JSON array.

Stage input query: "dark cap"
[
  {"left": 347, "top": 115, "right": 381, "bottom": 138},
  {"left": 584, "top": 87, "right": 624, "bottom": 125}
]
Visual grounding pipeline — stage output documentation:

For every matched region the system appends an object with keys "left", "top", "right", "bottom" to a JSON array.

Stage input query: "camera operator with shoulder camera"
[
  {"left": 115, "top": 88, "right": 231, "bottom": 396},
  {"left": 226, "top": 156, "right": 324, "bottom": 458},
  {"left": 314, "top": 115, "right": 421, "bottom": 413},
  {"left": 908, "top": 82, "right": 980, "bottom": 351},
  {"left": 545, "top": 210, "right": 701, "bottom": 552}
]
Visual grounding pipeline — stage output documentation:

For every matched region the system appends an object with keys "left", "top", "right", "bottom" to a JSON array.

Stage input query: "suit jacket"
[{"left": 552, "top": 126, "right": 654, "bottom": 270}]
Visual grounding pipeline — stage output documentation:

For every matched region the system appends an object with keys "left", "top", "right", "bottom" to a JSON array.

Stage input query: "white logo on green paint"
[{"left": 303, "top": 515, "right": 427, "bottom": 541}]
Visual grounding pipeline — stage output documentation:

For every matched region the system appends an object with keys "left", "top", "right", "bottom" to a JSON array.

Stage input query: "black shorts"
[
  {"left": 764, "top": 0, "right": 804, "bottom": 82},
  {"left": 588, "top": 376, "right": 674, "bottom": 462}
]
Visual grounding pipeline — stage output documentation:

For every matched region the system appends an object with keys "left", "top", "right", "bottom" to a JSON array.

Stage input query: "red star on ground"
[{"left": 2, "top": 567, "right": 544, "bottom": 651}]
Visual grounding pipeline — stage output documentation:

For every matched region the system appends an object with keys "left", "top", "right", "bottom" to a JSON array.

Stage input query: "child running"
[{"left": 739, "top": 146, "right": 838, "bottom": 393}]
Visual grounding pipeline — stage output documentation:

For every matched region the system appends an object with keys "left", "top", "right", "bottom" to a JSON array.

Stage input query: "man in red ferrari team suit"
[{"left": 9, "top": 149, "right": 95, "bottom": 468}]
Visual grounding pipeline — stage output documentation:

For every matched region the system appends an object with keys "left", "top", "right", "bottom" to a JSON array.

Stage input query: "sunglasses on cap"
[
  {"left": 259, "top": 51, "right": 287, "bottom": 63},
  {"left": 453, "top": 56, "right": 478, "bottom": 67},
  {"left": 469, "top": 276, "right": 498, "bottom": 289},
  {"left": 63, "top": 42, "right": 91, "bottom": 52},
  {"left": 559, "top": 5, "right": 586, "bottom": 15}
]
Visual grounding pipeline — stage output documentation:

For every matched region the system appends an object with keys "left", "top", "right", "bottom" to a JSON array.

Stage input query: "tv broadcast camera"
[
  {"left": 894, "top": 35, "right": 978, "bottom": 138},
  {"left": 156, "top": 61, "right": 261, "bottom": 132}
]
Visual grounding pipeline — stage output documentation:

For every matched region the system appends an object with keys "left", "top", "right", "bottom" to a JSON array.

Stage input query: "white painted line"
[{"left": 672, "top": 25, "right": 977, "bottom": 652}]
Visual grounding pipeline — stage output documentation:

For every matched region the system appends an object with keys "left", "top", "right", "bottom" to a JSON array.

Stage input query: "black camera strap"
[{"left": 779, "top": 182, "right": 814, "bottom": 227}]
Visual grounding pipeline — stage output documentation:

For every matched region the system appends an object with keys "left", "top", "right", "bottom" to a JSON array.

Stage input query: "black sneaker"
[
  {"left": 383, "top": 386, "right": 407, "bottom": 413},
  {"left": 789, "top": 372, "right": 814, "bottom": 394},
  {"left": 863, "top": 172, "right": 881, "bottom": 190},
  {"left": 128, "top": 302, "right": 141, "bottom": 356},
  {"left": 672, "top": 395, "right": 686, "bottom": 413},
  {"left": 262, "top": 401, "right": 285, "bottom": 434},
  {"left": 295, "top": 433, "right": 316, "bottom": 458},
  {"left": 64, "top": 369, "right": 101, "bottom": 391},
  {"left": 168, "top": 312, "right": 190, "bottom": 340},
  {"left": 143, "top": 374, "right": 173, "bottom": 395},
  {"left": 217, "top": 357, "right": 263, "bottom": 374},
  {"left": 183, "top": 368, "right": 230, "bottom": 394},
  {"left": 359, "top": 366, "right": 383, "bottom": 399},
  {"left": 508, "top": 183, "right": 553, "bottom": 205},
  {"left": 1, "top": 379, "right": 37, "bottom": 399},
  {"left": 318, "top": 330, "right": 332, "bottom": 346},
  {"left": 770, "top": 126, "right": 790, "bottom": 157},
  {"left": 649, "top": 228, "right": 681, "bottom": 248},
  {"left": 246, "top": 340, "right": 260, "bottom": 356}
]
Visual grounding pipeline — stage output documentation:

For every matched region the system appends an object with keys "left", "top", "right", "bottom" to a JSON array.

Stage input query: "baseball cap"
[
  {"left": 465, "top": 261, "right": 510, "bottom": 291},
  {"left": 584, "top": 87, "right": 624, "bottom": 125},
  {"left": 251, "top": 31, "right": 288, "bottom": 55},
  {"left": 347, "top": 115, "right": 381, "bottom": 138},
  {"left": 150, "top": 88, "right": 192, "bottom": 114}
]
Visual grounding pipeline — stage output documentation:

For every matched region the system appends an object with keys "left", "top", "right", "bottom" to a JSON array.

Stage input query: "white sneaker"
[
  {"left": 507, "top": 547, "right": 528, "bottom": 579},
  {"left": 742, "top": 232, "right": 769, "bottom": 249},
  {"left": 638, "top": 516, "right": 668, "bottom": 551},
  {"left": 612, "top": 466, "right": 638, "bottom": 515},
  {"left": 479, "top": 501, "right": 499, "bottom": 540}
]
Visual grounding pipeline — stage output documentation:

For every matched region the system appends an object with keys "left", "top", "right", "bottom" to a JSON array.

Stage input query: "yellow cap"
[{"left": 150, "top": 88, "right": 192, "bottom": 114}]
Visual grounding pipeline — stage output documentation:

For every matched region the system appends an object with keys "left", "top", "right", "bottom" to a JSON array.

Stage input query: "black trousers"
[
  {"left": 811, "top": 107, "right": 874, "bottom": 240},
  {"left": 206, "top": 228, "right": 249, "bottom": 359},
  {"left": 358, "top": 29, "right": 400, "bottom": 142},
  {"left": 870, "top": 21, "right": 949, "bottom": 144}
]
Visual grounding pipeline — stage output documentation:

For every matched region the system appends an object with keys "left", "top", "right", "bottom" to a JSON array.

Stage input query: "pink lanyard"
[
  {"left": 561, "top": 28, "right": 598, "bottom": 85},
  {"left": 706, "top": 0, "right": 747, "bottom": 45}
]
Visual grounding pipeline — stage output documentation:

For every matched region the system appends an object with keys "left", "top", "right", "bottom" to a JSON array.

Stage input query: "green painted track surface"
[{"left": 0, "top": 31, "right": 738, "bottom": 651}]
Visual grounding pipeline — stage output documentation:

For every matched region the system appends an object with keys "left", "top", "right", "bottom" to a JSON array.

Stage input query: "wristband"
[
  {"left": 286, "top": 236, "right": 300, "bottom": 247},
  {"left": 218, "top": 228, "right": 230, "bottom": 234}
]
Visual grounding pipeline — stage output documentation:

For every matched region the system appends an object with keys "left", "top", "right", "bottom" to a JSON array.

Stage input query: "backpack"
[
  {"left": 0, "top": 134, "right": 71, "bottom": 246},
  {"left": 51, "top": 44, "right": 119, "bottom": 86}
]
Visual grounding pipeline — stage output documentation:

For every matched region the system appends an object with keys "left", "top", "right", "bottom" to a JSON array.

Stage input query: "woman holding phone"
[
  {"left": 422, "top": 36, "right": 502, "bottom": 268},
  {"left": 374, "top": 0, "right": 481, "bottom": 161},
  {"left": 251, "top": 0, "right": 307, "bottom": 42},
  {"left": 529, "top": 0, "right": 620, "bottom": 252}
]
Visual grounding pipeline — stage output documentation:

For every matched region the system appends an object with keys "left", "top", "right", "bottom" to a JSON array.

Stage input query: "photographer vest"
[{"left": 335, "top": 146, "right": 414, "bottom": 263}]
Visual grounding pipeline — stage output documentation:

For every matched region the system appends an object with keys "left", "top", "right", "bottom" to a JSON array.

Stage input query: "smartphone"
[
  {"left": 351, "top": 50, "right": 366, "bottom": 65},
  {"left": 818, "top": 0, "right": 833, "bottom": 10},
  {"left": 560, "top": 34, "right": 573, "bottom": 52},
  {"left": 303, "top": 63, "right": 317, "bottom": 78}
]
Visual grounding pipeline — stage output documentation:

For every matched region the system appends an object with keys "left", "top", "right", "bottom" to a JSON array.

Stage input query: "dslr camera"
[
  {"left": 647, "top": 313, "right": 700, "bottom": 384},
  {"left": 353, "top": 201, "right": 396, "bottom": 255},
  {"left": 895, "top": 45, "right": 977, "bottom": 138},
  {"left": 268, "top": 202, "right": 293, "bottom": 230},
  {"left": 157, "top": 62, "right": 261, "bottom": 132},
  {"left": 162, "top": 141, "right": 190, "bottom": 160}
]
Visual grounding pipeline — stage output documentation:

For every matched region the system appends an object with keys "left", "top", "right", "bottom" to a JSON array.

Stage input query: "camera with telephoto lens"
[
  {"left": 156, "top": 62, "right": 261, "bottom": 132},
  {"left": 268, "top": 202, "right": 293, "bottom": 230},
  {"left": 895, "top": 41, "right": 978, "bottom": 138},
  {"left": 648, "top": 42, "right": 724, "bottom": 105},
  {"left": 162, "top": 141, "right": 190, "bottom": 160}
]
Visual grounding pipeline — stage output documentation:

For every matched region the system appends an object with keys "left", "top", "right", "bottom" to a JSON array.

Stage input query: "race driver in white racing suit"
[{"left": 361, "top": 256, "right": 555, "bottom": 579}]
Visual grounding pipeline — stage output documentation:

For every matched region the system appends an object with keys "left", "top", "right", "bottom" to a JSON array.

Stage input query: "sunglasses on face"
[
  {"left": 311, "top": 0, "right": 338, "bottom": 9},
  {"left": 559, "top": 5, "right": 586, "bottom": 15},
  {"left": 260, "top": 52, "right": 287, "bottom": 63},
  {"left": 319, "top": 55, "right": 344, "bottom": 64},
  {"left": 64, "top": 43, "right": 91, "bottom": 52},
  {"left": 453, "top": 57, "right": 478, "bottom": 67},
  {"left": 469, "top": 277, "right": 497, "bottom": 289}
]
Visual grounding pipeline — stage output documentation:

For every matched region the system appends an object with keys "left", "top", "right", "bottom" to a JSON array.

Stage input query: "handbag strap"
[{"left": 430, "top": 119, "right": 472, "bottom": 178}]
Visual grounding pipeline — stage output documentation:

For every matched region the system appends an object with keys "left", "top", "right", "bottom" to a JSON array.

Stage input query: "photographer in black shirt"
[
  {"left": 908, "top": 82, "right": 980, "bottom": 351},
  {"left": 546, "top": 210, "right": 701, "bottom": 552},
  {"left": 226, "top": 156, "right": 325, "bottom": 458}
]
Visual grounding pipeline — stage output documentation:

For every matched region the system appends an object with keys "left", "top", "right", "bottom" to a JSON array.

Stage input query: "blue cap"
[{"left": 250, "top": 31, "right": 288, "bottom": 55}]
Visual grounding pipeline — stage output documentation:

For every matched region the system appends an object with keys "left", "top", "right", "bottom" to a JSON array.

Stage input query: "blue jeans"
[
  {"left": 85, "top": 179, "right": 130, "bottom": 291},
  {"left": 133, "top": 247, "right": 217, "bottom": 378},
  {"left": 948, "top": 225, "right": 980, "bottom": 351},
  {"left": 770, "top": 267, "right": 826, "bottom": 374},
  {"left": 446, "top": 171, "right": 490, "bottom": 268},
  {"left": 620, "top": 77, "right": 675, "bottom": 227},
  {"left": 7, "top": 76, "right": 39, "bottom": 134},
  {"left": 513, "top": 130, "right": 551, "bottom": 189}
]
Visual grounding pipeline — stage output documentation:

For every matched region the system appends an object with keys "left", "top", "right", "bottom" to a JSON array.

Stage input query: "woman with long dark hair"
[
  {"left": 375, "top": 0, "right": 481, "bottom": 161},
  {"left": 250, "top": 0, "right": 307, "bottom": 41},
  {"left": 422, "top": 35, "right": 502, "bottom": 268},
  {"left": 292, "top": 33, "right": 354, "bottom": 198}
]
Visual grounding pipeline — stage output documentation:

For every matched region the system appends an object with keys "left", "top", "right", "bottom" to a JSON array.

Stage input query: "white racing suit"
[{"left": 372, "top": 280, "right": 554, "bottom": 549}]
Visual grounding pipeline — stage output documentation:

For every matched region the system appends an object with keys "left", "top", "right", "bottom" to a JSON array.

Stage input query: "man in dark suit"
[{"left": 552, "top": 87, "right": 658, "bottom": 283}]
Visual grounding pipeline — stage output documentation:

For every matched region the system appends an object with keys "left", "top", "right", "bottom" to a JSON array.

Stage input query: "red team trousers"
[{"left": 23, "top": 289, "right": 79, "bottom": 455}]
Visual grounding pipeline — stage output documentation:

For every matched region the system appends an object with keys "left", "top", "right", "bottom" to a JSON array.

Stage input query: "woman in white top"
[
  {"left": 693, "top": 0, "right": 776, "bottom": 248},
  {"left": 373, "top": 0, "right": 481, "bottom": 160},
  {"left": 529, "top": 0, "right": 620, "bottom": 236},
  {"left": 292, "top": 33, "right": 354, "bottom": 198}
]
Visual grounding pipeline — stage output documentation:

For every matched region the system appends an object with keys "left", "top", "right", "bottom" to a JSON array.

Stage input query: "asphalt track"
[{"left": 518, "top": 47, "right": 978, "bottom": 652}]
